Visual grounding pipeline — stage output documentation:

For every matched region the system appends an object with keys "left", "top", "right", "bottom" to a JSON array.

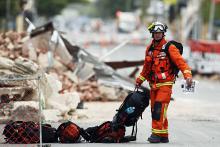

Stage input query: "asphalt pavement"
[
  {"left": 1, "top": 78, "right": 220, "bottom": 147},
  {"left": 53, "top": 78, "right": 220, "bottom": 147}
]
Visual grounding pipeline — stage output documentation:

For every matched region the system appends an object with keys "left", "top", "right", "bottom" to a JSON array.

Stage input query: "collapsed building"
[{"left": 0, "top": 25, "right": 130, "bottom": 123}]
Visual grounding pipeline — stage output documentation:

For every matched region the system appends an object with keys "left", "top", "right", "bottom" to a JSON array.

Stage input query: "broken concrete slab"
[{"left": 10, "top": 101, "right": 39, "bottom": 122}]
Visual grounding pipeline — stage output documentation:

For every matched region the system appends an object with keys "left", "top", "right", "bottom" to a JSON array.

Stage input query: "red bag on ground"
[
  {"left": 81, "top": 121, "right": 125, "bottom": 143},
  {"left": 56, "top": 121, "right": 81, "bottom": 143}
]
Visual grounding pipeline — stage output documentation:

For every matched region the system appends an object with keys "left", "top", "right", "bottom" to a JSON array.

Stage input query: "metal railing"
[{"left": 0, "top": 71, "right": 43, "bottom": 146}]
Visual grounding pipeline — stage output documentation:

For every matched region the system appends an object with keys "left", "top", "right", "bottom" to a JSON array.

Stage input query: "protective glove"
[{"left": 136, "top": 77, "right": 143, "bottom": 87}]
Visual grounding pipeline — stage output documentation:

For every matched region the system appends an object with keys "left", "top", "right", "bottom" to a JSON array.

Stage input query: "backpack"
[
  {"left": 81, "top": 121, "right": 125, "bottom": 143},
  {"left": 3, "top": 121, "right": 40, "bottom": 144},
  {"left": 111, "top": 87, "right": 150, "bottom": 141},
  {"left": 42, "top": 124, "right": 58, "bottom": 143},
  {"left": 149, "top": 40, "right": 183, "bottom": 77},
  {"left": 164, "top": 40, "right": 183, "bottom": 77},
  {"left": 56, "top": 121, "right": 81, "bottom": 143},
  {"left": 113, "top": 87, "right": 149, "bottom": 126}
]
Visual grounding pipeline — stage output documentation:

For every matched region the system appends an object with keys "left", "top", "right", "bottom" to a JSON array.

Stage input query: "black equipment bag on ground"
[
  {"left": 112, "top": 87, "right": 150, "bottom": 126},
  {"left": 42, "top": 124, "right": 58, "bottom": 143},
  {"left": 80, "top": 121, "right": 125, "bottom": 143},
  {"left": 112, "top": 87, "right": 150, "bottom": 141}
]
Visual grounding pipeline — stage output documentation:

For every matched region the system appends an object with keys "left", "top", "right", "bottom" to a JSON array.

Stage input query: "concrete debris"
[
  {"left": 76, "top": 80, "right": 128, "bottom": 101},
  {"left": 47, "top": 90, "right": 80, "bottom": 114},
  {"left": 0, "top": 31, "right": 127, "bottom": 102},
  {"left": 0, "top": 103, "right": 13, "bottom": 117},
  {"left": 0, "top": 31, "right": 129, "bottom": 123},
  {"left": 41, "top": 73, "right": 80, "bottom": 116},
  {"left": 14, "top": 57, "right": 39, "bottom": 74},
  {"left": 0, "top": 56, "right": 39, "bottom": 75},
  {"left": 11, "top": 101, "right": 39, "bottom": 122},
  {"left": 47, "top": 67, "right": 128, "bottom": 102},
  {"left": 98, "top": 85, "right": 118, "bottom": 101},
  {"left": 0, "top": 86, "right": 35, "bottom": 102},
  {"left": 0, "top": 31, "right": 26, "bottom": 60},
  {"left": 0, "top": 55, "right": 40, "bottom": 104}
]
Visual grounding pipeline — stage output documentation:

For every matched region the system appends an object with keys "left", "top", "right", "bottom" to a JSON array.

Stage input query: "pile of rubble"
[
  {"left": 75, "top": 80, "right": 128, "bottom": 101},
  {"left": 0, "top": 31, "right": 127, "bottom": 102},
  {"left": 0, "top": 31, "right": 26, "bottom": 60},
  {"left": 0, "top": 31, "right": 128, "bottom": 123},
  {"left": 0, "top": 55, "right": 80, "bottom": 123}
]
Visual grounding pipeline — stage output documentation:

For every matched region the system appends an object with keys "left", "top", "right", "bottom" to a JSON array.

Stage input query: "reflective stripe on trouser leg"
[
  {"left": 151, "top": 86, "right": 171, "bottom": 137},
  {"left": 152, "top": 128, "right": 168, "bottom": 134}
]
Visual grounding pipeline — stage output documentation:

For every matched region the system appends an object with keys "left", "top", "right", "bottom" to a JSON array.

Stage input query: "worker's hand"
[
  {"left": 136, "top": 77, "right": 143, "bottom": 88},
  {"left": 186, "top": 78, "right": 193, "bottom": 89}
]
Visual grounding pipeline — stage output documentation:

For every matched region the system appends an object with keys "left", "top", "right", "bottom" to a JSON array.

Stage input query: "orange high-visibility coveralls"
[{"left": 137, "top": 38, "right": 192, "bottom": 137}]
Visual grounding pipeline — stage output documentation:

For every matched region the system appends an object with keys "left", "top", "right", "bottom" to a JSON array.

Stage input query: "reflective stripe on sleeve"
[
  {"left": 184, "top": 70, "right": 192, "bottom": 74},
  {"left": 139, "top": 75, "right": 146, "bottom": 81}
]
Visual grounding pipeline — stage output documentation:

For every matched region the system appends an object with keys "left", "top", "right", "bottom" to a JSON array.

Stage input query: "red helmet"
[
  {"left": 57, "top": 121, "right": 81, "bottom": 143},
  {"left": 148, "top": 21, "right": 168, "bottom": 33}
]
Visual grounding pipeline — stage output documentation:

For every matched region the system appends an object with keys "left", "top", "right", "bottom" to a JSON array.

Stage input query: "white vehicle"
[{"left": 116, "top": 11, "right": 140, "bottom": 33}]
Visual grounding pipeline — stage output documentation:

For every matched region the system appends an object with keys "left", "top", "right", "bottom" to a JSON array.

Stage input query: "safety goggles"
[{"left": 152, "top": 25, "right": 165, "bottom": 32}]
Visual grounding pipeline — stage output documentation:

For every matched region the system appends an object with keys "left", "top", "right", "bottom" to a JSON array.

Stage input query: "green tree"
[
  {"left": 0, "top": 0, "right": 20, "bottom": 30},
  {"left": 36, "top": 0, "right": 90, "bottom": 17},
  {"left": 95, "top": 0, "right": 137, "bottom": 18},
  {"left": 0, "top": 0, "right": 20, "bottom": 19},
  {"left": 201, "top": 0, "right": 220, "bottom": 23}
]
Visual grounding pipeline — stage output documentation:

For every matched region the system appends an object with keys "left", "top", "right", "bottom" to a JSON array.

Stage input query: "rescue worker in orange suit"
[{"left": 136, "top": 21, "right": 193, "bottom": 143}]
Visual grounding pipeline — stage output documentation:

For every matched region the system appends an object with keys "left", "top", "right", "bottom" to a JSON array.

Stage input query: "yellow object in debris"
[{"left": 163, "top": 0, "right": 177, "bottom": 5}]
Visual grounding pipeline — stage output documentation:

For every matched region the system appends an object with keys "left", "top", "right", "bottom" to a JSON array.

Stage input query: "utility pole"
[
  {"left": 208, "top": 0, "right": 215, "bottom": 40},
  {"left": 6, "top": 0, "right": 11, "bottom": 30},
  {"left": 126, "top": 0, "right": 132, "bottom": 11},
  {"left": 141, "top": 0, "right": 149, "bottom": 22}
]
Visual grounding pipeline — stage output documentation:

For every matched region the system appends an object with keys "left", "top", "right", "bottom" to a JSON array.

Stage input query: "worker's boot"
[
  {"left": 147, "top": 134, "right": 161, "bottom": 143},
  {"left": 147, "top": 134, "right": 169, "bottom": 143},
  {"left": 160, "top": 136, "right": 169, "bottom": 143}
]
